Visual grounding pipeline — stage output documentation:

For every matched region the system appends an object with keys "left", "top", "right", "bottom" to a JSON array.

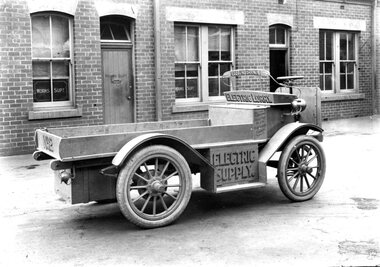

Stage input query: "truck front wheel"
[
  {"left": 277, "top": 135, "right": 326, "bottom": 202},
  {"left": 116, "top": 145, "right": 192, "bottom": 228}
]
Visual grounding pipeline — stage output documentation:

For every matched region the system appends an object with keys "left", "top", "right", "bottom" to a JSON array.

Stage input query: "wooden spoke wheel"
[
  {"left": 277, "top": 135, "right": 326, "bottom": 202},
  {"left": 116, "top": 145, "right": 192, "bottom": 228}
]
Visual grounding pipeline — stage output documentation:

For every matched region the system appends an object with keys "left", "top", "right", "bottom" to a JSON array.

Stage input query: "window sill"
[
  {"left": 28, "top": 107, "right": 82, "bottom": 120},
  {"left": 321, "top": 93, "right": 365, "bottom": 102},
  {"left": 172, "top": 101, "right": 226, "bottom": 113}
]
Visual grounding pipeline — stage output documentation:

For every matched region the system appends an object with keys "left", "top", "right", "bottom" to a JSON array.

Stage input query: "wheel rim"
[
  {"left": 285, "top": 142, "right": 323, "bottom": 196},
  {"left": 125, "top": 156, "right": 185, "bottom": 221}
]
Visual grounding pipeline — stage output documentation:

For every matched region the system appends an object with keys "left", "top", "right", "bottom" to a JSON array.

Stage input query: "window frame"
[
  {"left": 174, "top": 25, "right": 201, "bottom": 103},
  {"left": 31, "top": 13, "right": 74, "bottom": 109},
  {"left": 100, "top": 17, "right": 133, "bottom": 43},
  {"left": 319, "top": 30, "right": 359, "bottom": 94},
  {"left": 174, "top": 23, "right": 235, "bottom": 104},
  {"left": 269, "top": 24, "right": 289, "bottom": 49}
]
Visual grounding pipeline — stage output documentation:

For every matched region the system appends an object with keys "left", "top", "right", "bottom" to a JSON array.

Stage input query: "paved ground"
[{"left": 1, "top": 116, "right": 380, "bottom": 266}]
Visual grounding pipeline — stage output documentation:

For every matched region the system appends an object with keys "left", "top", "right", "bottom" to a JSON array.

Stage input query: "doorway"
[
  {"left": 269, "top": 24, "right": 290, "bottom": 92},
  {"left": 270, "top": 50, "right": 287, "bottom": 92},
  {"left": 101, "top": 16, "right": 134, "bottom": 124}
]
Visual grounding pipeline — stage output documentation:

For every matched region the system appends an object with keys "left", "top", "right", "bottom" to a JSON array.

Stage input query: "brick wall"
[
  {"left": 0, "top": 0, "right": 376, "bottom": 156},
  {"left": 159, "top": 0, "right": 373, "bottom": 121},
  {"left": 73, "top": 0, "right": 104, "bottom": 125},
  {"left": 0, "top": 1, "right": 34, "bottom": 155},
  {"left": 304, "top": 0, "right": 373, "bottom": 120},
  {"left": 376, "top": 3, "right": 380, "bottom": 114},
  {"left": 135, "top": 0, "right": 156, "bottom": 122},
  {"left": 0, "top": 0, "right": 104, "bottom": 155}
]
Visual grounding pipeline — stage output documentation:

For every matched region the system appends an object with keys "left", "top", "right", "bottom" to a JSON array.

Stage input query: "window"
[
  {"left": 269, "top": 25, "right": 287, "bottom": 47},
  {"left": 100, "top": 17, "right": 132, "bottom": 41},
  {"left": 319, "top": 30, "right": 358, "bottom": 93},
  {"left": 175, "top": 26, "right": 200, "bottom": 100},
  {"left": 31, "top": 14, "right": 73, "bottom": 107},
  {"left": 174, "top": 24, "right": 234, "bottom": 103}
]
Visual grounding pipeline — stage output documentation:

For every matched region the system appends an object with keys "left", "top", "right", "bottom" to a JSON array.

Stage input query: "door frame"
[{"left": 101, "top": 41, "right": 136, "bottom": 123}]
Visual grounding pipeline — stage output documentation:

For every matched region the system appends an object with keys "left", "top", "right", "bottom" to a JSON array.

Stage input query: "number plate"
[{"left": 36, "top": 130, "right": 61, "bottom": 159}]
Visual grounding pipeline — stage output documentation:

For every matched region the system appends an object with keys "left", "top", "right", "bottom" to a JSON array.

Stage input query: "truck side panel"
[{"left": 44, "top": 124, "right": 256, "bottom": 162}]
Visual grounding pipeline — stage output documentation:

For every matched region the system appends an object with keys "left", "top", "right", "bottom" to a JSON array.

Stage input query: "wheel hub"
[
  {"left": 299, "top": 163, "right": 310, "bottom": 175},
  {"left": 151, "top": 180, "right": 165, "bottom": 193},
  {"left": 147, "top": 178, "right": 167, "bottom": 196}
]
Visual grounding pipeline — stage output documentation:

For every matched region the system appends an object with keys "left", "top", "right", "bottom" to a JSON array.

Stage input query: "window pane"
[
  {"left": 53, "top": 61, "right": 69, "bottom": 77},
  {"left": 319, "top": 75, "right": 323, "bottom": 89},
  {"left": 52, "top": 16, "right": 70, "bottom": 58},
  {"left": 276, "top": 27, "right": 285, "bottom": 44},
  {"left": 326, "top": 32, "right": 333, "bottom": 60},
  {"left": 208, "top": 77, "right": 218, "bottom": 96},
  {"left": 110, "top": 24, "right": 128, "bottom": 40},
  {"left": 33, "top": 80, "right": 51, "bottom": 102},
  {"left": 208, "top": 27, "right": 219, "bottom": 61},
  {"left": 53, "top": 79, "right": 69, "bottom": 101},
  {"left": 208, "top": 27, "right": 219, "bottom": 51},
  {"left": 221, "top": 28, "right": 231, "bottom": 60},
  {"left": 325, "top": 75, "right": 332, "bottom": 91},
  {"left": 175, "top": 79, "right": 185, "bottom": 98},
  {"left": 32, "top": 16, "right": 51, "bottom": 58},
  {"left": 221, "top": 78, "right": 230, "bottom": 95},
  {"left": 269, "top": 27, "right": 276, "bottom": 44},
  {"left": 186, "top": 64, "right": 198, "bottom": 77},
  {"left": 340, "top": 62, "right": 346, "bottom": 74},
  {"left": 347, "top": 74, "right": 354, "bottom": 89},
  {"left": 325, "top": 62, "right": 333, "bottom": 74},
  {"left": 175, "top": 64, "right": 185, "bottom": 78},
  {"left": 319, "top": 32, "right": 325, "bottom": 60},
  {"left": 348, "top": 33, "right": 355, "bottom": 60},
  {"left": 175, "top": 26, "right": 186, "bottom": 61},
  {"left": 187, "top": 27, "right": 199, "bottom": 61},
  {"left": 100, "top": 24, "right": 113, "bottom": 40},
  {"left": 220, "top": 63, "right": 230, "bottom": 76},
  {"left": 208, "top": 63, "right": 218, "bottom": 77},
  {"left": 340, "top": 34, "right": 347, "bottom": 60},
  {"left": 32, "top": 61, "right": 50, "bottom": 78},
  {"left": 340, "top": 74, "right": 346, "bottom": 89},
  {"left": 347, "top": 62, "right": 355, "bottom": 74},
  {"left": 187, "top": 78, "right": 198, "bottom": 98}
]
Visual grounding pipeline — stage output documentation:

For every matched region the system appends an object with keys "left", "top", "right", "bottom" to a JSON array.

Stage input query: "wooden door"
[
  {"left": 102, "top": 46, "right": 134, "bottom": 124},
  {"left": 270, "top": 50, "right": 287, "bottom": 92}
]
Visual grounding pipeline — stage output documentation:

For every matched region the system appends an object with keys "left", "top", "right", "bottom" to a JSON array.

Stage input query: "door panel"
[{"left": 102, "top": 47, "right": 133, "bottom": 124}]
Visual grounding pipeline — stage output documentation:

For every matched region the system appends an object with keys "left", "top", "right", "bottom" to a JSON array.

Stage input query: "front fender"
[
  {"left": 258, "top": 122, "right": 323, "bottom": 180},
  {"left": 112, "top": 133, "right": 213, "bottom": 170}
]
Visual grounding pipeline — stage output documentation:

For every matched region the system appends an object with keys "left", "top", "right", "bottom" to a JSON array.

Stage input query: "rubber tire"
[
  {"left": 116, "top": 145, "right": 192, "bottom": 228},
  {"left": 277, "top": 135, "right": 326, "bottom": 202}
]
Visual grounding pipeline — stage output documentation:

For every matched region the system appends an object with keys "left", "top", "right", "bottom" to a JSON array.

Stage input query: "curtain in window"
[{"left": 174, "top": 26, "right": 200, "bottom": 100}]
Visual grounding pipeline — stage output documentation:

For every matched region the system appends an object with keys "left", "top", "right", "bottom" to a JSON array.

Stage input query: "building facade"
[{"left": 0, "top": 0, "right": 379, "bottom": 156}]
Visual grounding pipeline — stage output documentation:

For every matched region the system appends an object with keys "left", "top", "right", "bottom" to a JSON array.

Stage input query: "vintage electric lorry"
[{"left": 33, "top": 70, "right": 326, "bottom": 228}]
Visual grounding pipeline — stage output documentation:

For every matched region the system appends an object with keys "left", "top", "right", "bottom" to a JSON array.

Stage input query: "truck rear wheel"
[
  {"left": 277, "top": 135, "right": 326, "bottom": 202},
  {"left": 116, "top": 145, "right": 192, "bottom": 228}
]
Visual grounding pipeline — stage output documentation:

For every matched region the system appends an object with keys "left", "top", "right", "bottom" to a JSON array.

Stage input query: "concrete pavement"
[{"left": 0, "top": 115, "right": 380, "bottom": 266}]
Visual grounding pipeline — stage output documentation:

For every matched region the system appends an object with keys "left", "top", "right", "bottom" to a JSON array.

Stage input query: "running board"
[{"left": 216, "top": 182, "right": 266, "bottom": 193}]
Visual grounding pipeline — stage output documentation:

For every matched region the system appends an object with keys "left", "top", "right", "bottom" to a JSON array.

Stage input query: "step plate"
[{"left": 216, "top": 182, "right": 266, "bottom": 193}]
